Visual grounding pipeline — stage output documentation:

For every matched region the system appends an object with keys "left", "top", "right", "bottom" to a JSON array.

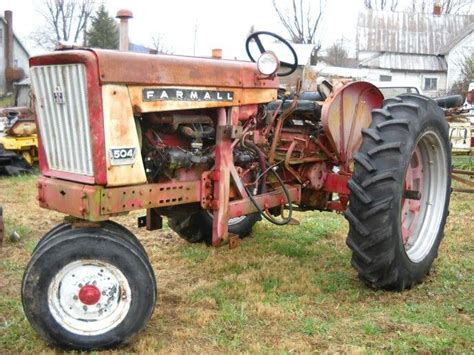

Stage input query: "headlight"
[{"left": 257, "top": 51, "right": 279, "bottom": 77}]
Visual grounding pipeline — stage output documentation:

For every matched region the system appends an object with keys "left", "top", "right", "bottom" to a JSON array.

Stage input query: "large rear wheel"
[
  {"left": 168, "top": 211, "right": 259, "bottom": 244},
  {"left": 345, "top": 94, "right": 451, "bottom": 290}
]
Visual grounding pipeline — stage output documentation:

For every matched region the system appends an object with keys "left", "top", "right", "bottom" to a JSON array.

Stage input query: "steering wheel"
[{"left": 245, "top": 31, "right": 298, "bottom": 77}]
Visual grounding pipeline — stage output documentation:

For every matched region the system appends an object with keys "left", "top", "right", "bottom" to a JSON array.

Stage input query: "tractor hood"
[{"left": 29, "top": 48, "right": 279, "bottom": 89}]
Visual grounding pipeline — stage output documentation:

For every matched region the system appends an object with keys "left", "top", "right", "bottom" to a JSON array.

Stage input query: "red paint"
[
  {"left": 93, "top": 49, "right": 279, "bottom": 89},
  {"left": 323, "top": 173, "right": 351, "bottom": 195},
  {"left": 321, "top": 81, "right": 384, "bottom": 171},
  {"left": 78, "top": 285, "right": 101, "bottom": 305},
  {"left": 401, "top": 146, "right": 423, "bottom": 244},
  {"left": 30, "top": 50, "right": 107, "bottom": 185},
  {"left": 238, "top": 104, "right": 258, "bottom": 120}
]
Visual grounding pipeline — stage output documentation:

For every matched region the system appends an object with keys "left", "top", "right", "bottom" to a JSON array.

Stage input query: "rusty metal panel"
[
  {"left": 321, "top": 81, "right": 383, "bottom": 172},
  {"left": 100, "top": 180, "right": 201, "bottom": 214},
  {"left": 357, "top": 10, "right": 474, "bottom": 55},
  {"left": 128, "top": 86, "right": 277, "bottom": 113},
  {"left": 93, "top": 49, "right": 279, "bottom": 89},
  {"left": 37, "top": 177, "right": 104, "bottom": 221},
  {"left": 101, "top": 85, "right": 147, "bottom": 186}
]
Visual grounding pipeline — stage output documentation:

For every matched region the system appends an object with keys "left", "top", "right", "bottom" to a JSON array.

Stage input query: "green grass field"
[{"left": 0, "top": 174, "right": 472, "bottom": 353}]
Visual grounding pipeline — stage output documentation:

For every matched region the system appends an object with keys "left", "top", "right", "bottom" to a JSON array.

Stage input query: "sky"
[{"left": 1, "top": 0, "right": 363, "bottom": 58}]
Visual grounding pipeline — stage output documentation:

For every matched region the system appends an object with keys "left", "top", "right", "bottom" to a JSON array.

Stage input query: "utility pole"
[{"left": 193, "top": 20, "right": 198, "bottom": 56}]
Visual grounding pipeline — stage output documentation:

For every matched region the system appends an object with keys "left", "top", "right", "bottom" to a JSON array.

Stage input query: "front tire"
[
  {"left": 22, "top": 228, "right": 156, "bottom": 349},
  {"left": 33, "top": 220, "right": 148, "bottom": 257},
  {"left": 345, "top": 94, "right": 451, "bottom": 290}
]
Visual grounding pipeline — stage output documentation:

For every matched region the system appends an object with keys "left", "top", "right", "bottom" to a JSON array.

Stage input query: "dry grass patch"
[{"left": 0, "top": 173, "right": 472, "bottom": 353}]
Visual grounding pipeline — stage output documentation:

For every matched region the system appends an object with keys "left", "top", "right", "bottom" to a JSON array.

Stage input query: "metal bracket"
[
  {"left": 216, "top": 125, "right": 242, "bottom": 140},
  {"left": 229, "top": 234, "right": 240, "bottom": 249},
  {"left": 138, "top": 208, "right": 163, "bottom": 231}
]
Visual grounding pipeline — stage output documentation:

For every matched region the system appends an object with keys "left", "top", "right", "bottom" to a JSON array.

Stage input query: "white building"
[
  {"left": 442, "top": 23, "right": 474, "bottom": 91},
  {"left": 0, "top": 10, "right": 30, "bottom": 96},
  {"left": 356, "top": 10, "right": 474, "bottom": 97}
]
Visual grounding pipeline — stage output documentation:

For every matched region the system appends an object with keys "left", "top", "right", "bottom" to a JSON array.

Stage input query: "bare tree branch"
[
  {"left": 31, "top": 0, "right": 95, "bottom": 49},
  {"left": 272, "top": 0, "right": 325, "bottom": 44},
  {"left": 406, "top": 0, "right": 473, "bottom": 14},
  {"left": 151, "top": 34, "right": 173, "bottom": 55},
  {"left": 363, "top": 0, "right": 398, "bottom": 11}
]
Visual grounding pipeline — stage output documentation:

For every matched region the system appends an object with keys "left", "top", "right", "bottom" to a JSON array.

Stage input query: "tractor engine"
[{"left": 140, "top": 111, "right": 217, "bottom": 181}]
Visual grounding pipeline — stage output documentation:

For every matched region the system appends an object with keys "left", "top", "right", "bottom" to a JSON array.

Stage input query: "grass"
[
  {"left": 0, "top": 173, "right": 473, "bottom": 353},
  {"left": 0, "top": 95, "right": 15, "bottom": 108}
]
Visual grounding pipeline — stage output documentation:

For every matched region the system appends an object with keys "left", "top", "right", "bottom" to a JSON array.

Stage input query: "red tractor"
[{"left": 22, "top": 32, "right": 451, "bottom": 349}]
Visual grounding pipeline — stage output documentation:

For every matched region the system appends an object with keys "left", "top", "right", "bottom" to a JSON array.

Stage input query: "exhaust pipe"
[
  {"left": 116, "top": 9, "right": 133, "bottom": 51},
  {"left": 3, "top": 10, "right": 24, "bottom": 93}
]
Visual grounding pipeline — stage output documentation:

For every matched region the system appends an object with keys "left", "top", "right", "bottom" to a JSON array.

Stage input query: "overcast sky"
[{"left": 1, "top": 0, "right": 365, "bottom": 58}]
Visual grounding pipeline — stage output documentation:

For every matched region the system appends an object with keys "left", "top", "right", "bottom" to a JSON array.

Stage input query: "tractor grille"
[{"left": 30, "top": 64, "right": 94, "bottom": 176}]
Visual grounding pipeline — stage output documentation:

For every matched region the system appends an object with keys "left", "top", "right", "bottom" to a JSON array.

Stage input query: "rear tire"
[
  {"left": 168, "top": 211, "right": 260, "bottom": 244},
  {"left": 345, "top": 94, "right": 451, "bottom": 290},
  {"left": 22, "top": 228, "right": 156, "bottom": 349}
]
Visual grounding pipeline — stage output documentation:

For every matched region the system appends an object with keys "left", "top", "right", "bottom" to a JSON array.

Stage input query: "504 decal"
[{"left": 109, "top": 147, "right": 137, "bottom": 166}]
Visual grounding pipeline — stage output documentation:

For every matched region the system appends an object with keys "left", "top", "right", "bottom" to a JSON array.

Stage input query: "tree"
[
  {"left": 363, "top": 0, "right": 399, "bottom": 11},
  {"left": 86, "top": 4, "right": 118, "bottom": 49},
  {"left": 31, "top": 0, "right": 95, "bottom": 50},
  {"left": 151, "top": 34, "right": 172, "bottom": 54},
  {"left": 409, "top": 0, "right": 473, "bottom": 14},
  {"left": 450, "top": 53, "right": 474, "bottom": 94},
  {"left": 325, "top": 38, "right": 349, "bottom": 67},
  {"left": 272, "top": 0, "right": 325, "bottom": 44}
]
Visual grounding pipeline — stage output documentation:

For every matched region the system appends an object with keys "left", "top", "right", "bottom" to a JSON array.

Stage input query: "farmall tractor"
[{"left": 22, "top": 32, "right": 451, "bottom": 349}]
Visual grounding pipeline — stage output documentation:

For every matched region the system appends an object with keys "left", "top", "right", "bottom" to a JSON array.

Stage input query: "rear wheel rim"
[
  {"left": 48, "top": 260, "right": 132, "bottom": 336},
  {"left": 206, "top": 212, "right": 246, "bottom": 225},
  {"left": 401, "top": 129, "right": 448, "bottom": 263}
]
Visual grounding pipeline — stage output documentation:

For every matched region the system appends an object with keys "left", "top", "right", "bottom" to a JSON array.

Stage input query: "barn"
[{"left": 356, "top": 9, "right": 474, "bottom": 97}]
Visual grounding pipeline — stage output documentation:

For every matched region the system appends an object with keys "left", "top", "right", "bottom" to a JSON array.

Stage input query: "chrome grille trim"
[{"left": 31, "top": 64, "right": 94, "bottom": 176}]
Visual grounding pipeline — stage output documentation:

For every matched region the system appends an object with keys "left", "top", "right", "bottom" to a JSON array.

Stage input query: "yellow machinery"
[{"left": 0, "top": 107, "right": 37, "bottom": 175}]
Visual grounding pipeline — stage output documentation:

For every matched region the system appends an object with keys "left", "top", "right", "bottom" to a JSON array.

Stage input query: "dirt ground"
[{"left": 0, "top": 174, "right": 473, "bottom": 353}]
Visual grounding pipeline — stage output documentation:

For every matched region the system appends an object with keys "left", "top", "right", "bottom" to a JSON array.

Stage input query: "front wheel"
[
  {"left": 22, "top": 228, "right": 156, "bottom": 349},
  {"left": 345, "top": 94, "right": 451, "bottom": 291}
]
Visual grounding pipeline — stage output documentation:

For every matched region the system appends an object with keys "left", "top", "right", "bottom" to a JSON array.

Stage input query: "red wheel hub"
[
  {"left": 78, "top": 285, "right": 101, "bottom": 305},
  {"left": 401, "top": 146, "right": 424, "bottom": 245}
]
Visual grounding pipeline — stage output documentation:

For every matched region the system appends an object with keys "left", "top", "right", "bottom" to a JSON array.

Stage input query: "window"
[
  {"left": 424, "top": 77, "right": 438, "bottom": 91},
  {"left": 379, "top": 75, "right": 392, "bottom": 82}
]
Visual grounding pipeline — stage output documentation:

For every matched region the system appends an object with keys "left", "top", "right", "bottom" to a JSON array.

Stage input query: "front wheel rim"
[
  {"left": 401, "top": 129, "right": 448, "bottom": 263},
  {"left": 48, "top": 260, "right": 132, "bottom": 336}
]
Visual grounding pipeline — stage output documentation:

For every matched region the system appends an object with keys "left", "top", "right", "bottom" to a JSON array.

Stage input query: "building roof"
[
  {"left": 359, "top": 52, "right": 447, "bottom": 71},
  {"left": 438, "top": 22, "right": 474, "bottom": 54},
  {"left": 357, "top": 10, "right": 474, "bottom": 55},
  {"left": 0, "top": 16, "right": 30, "bottom": 57},
  {"left": 128, "top": 42, "right": 155, "bottom": 54}
]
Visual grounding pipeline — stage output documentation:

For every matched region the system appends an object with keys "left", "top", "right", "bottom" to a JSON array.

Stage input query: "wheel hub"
[
  {"left": 48, "top": 260, "right": 132, "bottom": 336},
  {"left": 78, "top": 284, "right": 101, "bottom": 305},
  {"left": 401, "top": 145, "right": 424, "bottom": 245},
  {"left": 400, "top": 130, "right": 448, "bottom": 263}
]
